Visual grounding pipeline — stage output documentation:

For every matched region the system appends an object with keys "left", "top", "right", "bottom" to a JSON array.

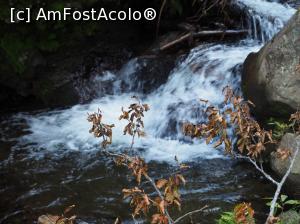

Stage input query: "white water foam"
[
  {"left": 18, "top": 43, "right": 260, "bottom": 162},
  {"left": 16, "top": 0, "right": 296, "bottom": 163},
  {"left": 237, "top": 0, "right": 296, "bottom": 42}
]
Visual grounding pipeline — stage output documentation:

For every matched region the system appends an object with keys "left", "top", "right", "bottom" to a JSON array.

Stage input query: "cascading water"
[
  {"left": 14, "top": 0, "right": 296, "bottom": 162},
  {"left": 17, "top": 43, "right": 262, "bottom": 162},
  {"left": 0, "top": 0, "right": 297, "bottom": 223},
  {"left": 237, "top": 0, "right": 296, "bottom": 42}
]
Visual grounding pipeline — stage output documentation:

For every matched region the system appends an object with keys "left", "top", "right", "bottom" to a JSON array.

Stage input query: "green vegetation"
[
  {"left": 265, "top": 195, "right": 300, "bottom": 217},
  {"left": 267, "top": 118, "right": 293, "bottom": 140},
  {"left": 216, "top": 203, "right": 255, "bottom": 224},
  {"left": 0, "top": 33, "right": 34, "bottom": 73},
  {"left": 217, "top": 212, "right": 236, "bottom": 224},
  {"left": 0, "top": 0, "right": 104, "bottom": 73},
  {"left": 216, "top": 195, "right": 300, "bottom": 224},
  {"left": 0, "top": 0, "right": 230, "bottom": 74},
  {"left": 0, "top": 1, "right": 128, "bottom": 74},
  {"left": 267, "top": 113, "right": 300, "bottom": 140}
]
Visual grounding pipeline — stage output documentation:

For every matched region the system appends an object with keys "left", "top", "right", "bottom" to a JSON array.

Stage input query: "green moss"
[
  {"left": 0, "top": 0, "right": 228, "bottom": 74},
  {"left": 0, "top": 33, "right": 34, "bottom": 74},
  {"left": 279, "top": 210, "right": 300, "bottom": 224},
  {"left": 0, "top": 0, "right": 106, "bottom": 74}
]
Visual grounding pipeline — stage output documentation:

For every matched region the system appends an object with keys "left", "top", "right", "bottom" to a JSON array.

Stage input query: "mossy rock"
[{"left": 279, "top": 210, "right": 300, "bottom": 224}]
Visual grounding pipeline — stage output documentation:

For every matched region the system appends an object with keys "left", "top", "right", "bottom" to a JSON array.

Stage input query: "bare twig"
[
  {"left": 89, "top": 104, "right": 210, "bottom": 224},
  {"left": 236, "top": 154, "right": 279, "bottom": 185},
  {"left": 159, "top": 30, "right": 248, "bottom": 51},
  {"left": 173, "top": 205, "right": 209, "bottom": 223},
  {"left": 182, "top": 88, "right": 300, "bottom": 223},
  {"left": 235, "top": 143, "right": 300, "bottom": 223},
  {"left": 267, "top": 142, "right": 300, "bottom": 223},
  {"left": 143, "top": 173, "right": 174, "bottom": 224},
  {"left": 156, "top": 0, "right": 167, "bottom": 38},
  {"left": 160, "top": 32, "right": 193, "bottom": 51},
  {"left": 103, "top": 149, "right": 173, "bottom": 223},
  {"left": 130, "top": 132, "right": 136, "bottom": 150},
  {"left": 131, "top": 215, "right": 139, "bottom": 224},
  {"left": 188, "top": 0, "right": 227, "bottom": 22}
]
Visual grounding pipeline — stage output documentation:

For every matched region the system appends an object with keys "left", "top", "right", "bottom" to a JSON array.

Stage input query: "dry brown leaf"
[{"left": 156, "top": 179, "right": 168, "bottom": 189}]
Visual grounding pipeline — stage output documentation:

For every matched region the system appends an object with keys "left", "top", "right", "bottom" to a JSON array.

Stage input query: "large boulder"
[
  {"left": 242, "top": 9, "right": 300, "bottom": 117},
  {"left": 270, "top": 133, "right": 300, "bottom": 196}
]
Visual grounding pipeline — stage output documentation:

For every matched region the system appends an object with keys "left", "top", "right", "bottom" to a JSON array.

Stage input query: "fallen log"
[
  {"left": 194, "top": 29, "right": 248, "bottom": 37},
  {"left": 159, "top": 33, "right": 193, "bottom": 51},
  {"left": 159, "top": 29, "right": 248, "bottom": 51}
]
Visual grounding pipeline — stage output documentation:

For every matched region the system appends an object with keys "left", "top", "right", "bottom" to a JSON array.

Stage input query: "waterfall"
[
  {"left": 15, "top": 0, "right": 296, "bottom": 163},
  {"left": 237, "top": 0, "right": 295, "bottom": 42}
]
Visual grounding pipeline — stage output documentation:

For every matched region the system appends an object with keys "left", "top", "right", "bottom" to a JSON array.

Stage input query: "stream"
[{"left": 0, "top": 0, "right": 297, "bottom": 223}]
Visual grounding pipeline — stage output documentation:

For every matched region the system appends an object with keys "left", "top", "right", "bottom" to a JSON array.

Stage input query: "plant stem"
[
  {"left": 266, "top": 143, "right": 299, "bottom": 223},
  {"left": 156, "top": 0, "right": 167, "bottom": 38},
  {"left": 235, "top": 154, "right": 279, "bottom": 185},
  {"left": 173, "top": 205, "right": 209, "bottom": 223},
  {"left": 143, "top": 173, "right": 173, "bottom": 224}
]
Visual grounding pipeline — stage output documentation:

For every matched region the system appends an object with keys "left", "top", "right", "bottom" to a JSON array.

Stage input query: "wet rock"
[
  {"left": 242, "top": 10, "right": 300, "bottom": 118},
  {"left": 131, "top": 55, "right": 177, "bottom": 93},
  {"left": 283, "top": 0, "right": 300, "bottom": 9},
  {"left": 74, "top": 53, "right": 178, "bottom": 101},
  {"left": 270, "top": 133, "right": 300, "bottom": 196},
  {"left": 0, "top": 23, "right": 144, "bottom": 112},
  {"left": 0, "top": 43, "right": 133, "bottom": 112}
]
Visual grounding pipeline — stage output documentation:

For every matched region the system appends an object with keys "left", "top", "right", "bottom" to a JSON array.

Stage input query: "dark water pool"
[{"left": 0, "top": 115, "right": 276, "bottom": 224}]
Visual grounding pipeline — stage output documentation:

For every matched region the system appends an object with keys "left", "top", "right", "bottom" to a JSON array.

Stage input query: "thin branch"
[
  {"left": 267, "top": 142, "right": 300, "bottom": 222},
  {"left": 143, "top": 173, "right": 174, "bottom": 224},
  {"left": 189, "top": 0, "right": 222, "bottom": 22},
  {"left": 102, "top": 149, "right": 127, "bottom": 159},
  {"left": 91, "top": 105, "right": 206, "bottom": 224},
  {"left": 130, "top": 132, "right": 136, "bottom": 150},
  {"left": 102, "top": 149, "right": 174, "bottom": 223},
  {"left": 173, "top": 205, "right": 209, "bottom": 223},
  {"left": 235, "top": 154, "right": 279, "bottom": 185},
  {"left": 159, "top": 30, "right": 248, "bottom": 51},
  {"left": 156, "top": 0, "right": 167, "bottom": 38},
  {"left": 131, "top": 215, "right": 139, "bottom": 224}
]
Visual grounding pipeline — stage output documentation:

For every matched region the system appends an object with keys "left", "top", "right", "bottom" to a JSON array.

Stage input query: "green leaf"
[
  {"left": 217, "top": 212, "right": 235, "bottom": 224},
  {"left": 281, "top": 195, "right": 288, "bottom": 203},
  {"left": 284, "top": 200, "right": 300, "bottom": 205},
  {"left": 266, "top": 201, "right": 282, "bottom": 209},
  {"left": 263, "top": 197, "right": 274, "bottom": 200}
]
